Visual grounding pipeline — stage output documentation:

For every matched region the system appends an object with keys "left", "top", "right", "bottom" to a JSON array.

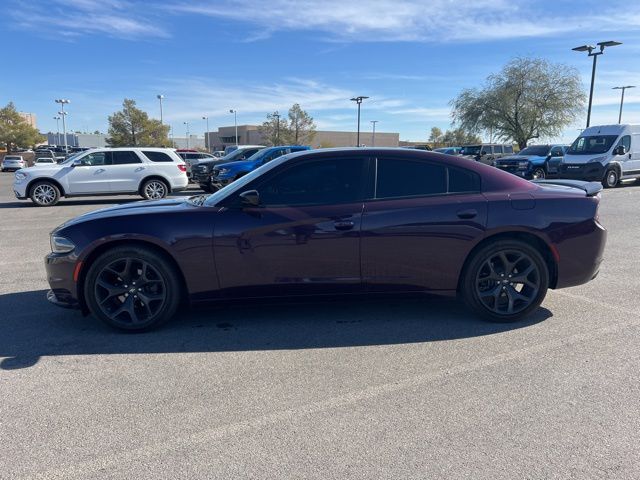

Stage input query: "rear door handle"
[
  {"left": 334, "top": 220, "right": 355, "bottom": 231},
  {"left": 457, "top": 209, "right": 477, "bottom": 219}
]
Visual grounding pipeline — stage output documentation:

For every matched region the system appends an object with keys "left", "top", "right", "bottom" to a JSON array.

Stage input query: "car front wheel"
[
  {"left": 461, "top": 240, "right": 549, "bottom": 322},
  {"left": 30, "top": 181, "right": 60, "bottom": 206},
  {"left": 141, "top": 179, "right": 168, "bottom": 200},
  {"left": 84, "top": 246, "right": 182, "bottom": 331},
  {"left": 603, "top": 168, "right": 619, "bottom": 188}
]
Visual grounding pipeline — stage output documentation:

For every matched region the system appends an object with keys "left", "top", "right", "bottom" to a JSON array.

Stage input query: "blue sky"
[{"left": 3, "top": 0, "right": 640, "bottom": 143}]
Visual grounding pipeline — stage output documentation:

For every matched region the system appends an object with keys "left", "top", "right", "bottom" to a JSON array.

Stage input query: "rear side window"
[
  {"left": 376, "top": 158, "right": 479, "bottom": 199},
  {"left": 112, "top": 151, "right": 142, "bottom": 165},
  {"left": 376, "top": 158, "right": 447, "bottom": 198},
  {"left": 504, "top": 145, "right": 514, "bottom": 154},
  {"left": 143, "top": 151, "right": 174, "bottom": 162}
]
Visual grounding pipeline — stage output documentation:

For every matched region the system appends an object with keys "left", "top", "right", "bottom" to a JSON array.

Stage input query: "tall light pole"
[
  {"left": 229, "top": 109, "right": 238, "bottom": 146},
  {"left": 157, "top": 94, "right": 164, "bottom": 125},
  {"left": 612, "top": 85, "right": 635, "bottom": 124},
  {"left": 572, "top": 41, "right": 622, "bottom": 128},
  {"left": 370, "top": 120, "right": 378, "bottom": 147},
  {"left": 350, "top": 96, "right": 369, "bottom": 147},
  {"left": 55, "top": 99, "right": 70, "bottom": 151},
  {"left": 184, "top": 121, "right": 190, "bottom": 149},
  {"left": 53, "top": 116, "right": 61, "bottom": 146},
  {"left": 202, "top": 116, "right": 210, "bottom": 151},
  {"left": 273, "top": 111, "right": 280, "bottom": 145}
]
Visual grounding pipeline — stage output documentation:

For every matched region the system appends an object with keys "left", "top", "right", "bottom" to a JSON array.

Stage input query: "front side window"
[
  {"left": 493, "top": 146, "right": 503, "bottom": 154},
  {"left": 616, "top": 135, "right": 631, "bottom": 153},
  {"left": 550, "top": 147, "right": 564, "bottom": 157},
  {"left": 253, "top": 157, "right": 367, "bottom": 206},
  {"left": 112, "top": 151, "right": 142, "bottom": 165},
  {"left": 504, "top": 145, "right": 514, "bottom": 154},
  {"left": 82, "top": 152, "right": 110, "bottom": 166},
  {"left": 481, "top": 146, "right": 492, "bottom": 155}
]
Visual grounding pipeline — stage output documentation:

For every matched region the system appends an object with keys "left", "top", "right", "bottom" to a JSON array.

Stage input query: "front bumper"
[
  {"left": 45, "top": 252, "right": 81, "bottom": 309},
  {"left": 558, "top": 163, "right": 605, "bottom": 182}
]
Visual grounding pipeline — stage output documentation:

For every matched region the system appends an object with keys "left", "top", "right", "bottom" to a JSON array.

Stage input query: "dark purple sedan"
[{"left": 45, "top": 148, "right": 606, "bottom": 331}]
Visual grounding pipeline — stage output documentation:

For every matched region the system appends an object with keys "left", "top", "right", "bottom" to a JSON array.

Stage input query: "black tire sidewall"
[
  {"left": 84, "top": 246, "right": 181, "bottom": 331},
  {"left": 603, "top": 168, "right": 618, "bottom": 188},
  {"left": 533, "top": 167, "right": 546, "bottom": 179},
  {"left": 461, "top": 240, "right": 549, "bottom": 323},
  {"left": 30, "top": 181, "right": 60, "bottom": 207}
]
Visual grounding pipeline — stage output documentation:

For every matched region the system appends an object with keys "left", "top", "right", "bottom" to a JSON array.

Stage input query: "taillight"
[{"left": 178, "top": 164, "right": 187, "bottom": 172}]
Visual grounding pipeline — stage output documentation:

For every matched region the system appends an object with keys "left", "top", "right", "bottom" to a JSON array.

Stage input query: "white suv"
[{"left": 13, "top": 148, "right": 188, "bottom": 207}]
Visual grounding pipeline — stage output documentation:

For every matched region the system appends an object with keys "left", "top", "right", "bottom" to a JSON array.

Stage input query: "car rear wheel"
[
  {"left": 84, "top": 246, "right": 182, "bottom": 331},
  {"left": 461, "top": 240, "right": 549, "bottom": 322},
  {"left": 603, "top": 168, "right": 619, "bottom": 188},
  {"left": 30, "top": 181, "right": 60, "bottom": 207},
  {"left": 141, "top": 179, "right": 168, "bottom": 200}
]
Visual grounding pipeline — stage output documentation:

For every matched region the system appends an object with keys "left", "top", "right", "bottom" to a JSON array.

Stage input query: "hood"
[
  {"left": 54, "top": 197, "right": 196, "bottom": 231},
  {"left": 20, "top": 164, "right": 65, "bottom": 175},
  {"left": 563, "top": 152, "right": 609, "bottom": 165}
]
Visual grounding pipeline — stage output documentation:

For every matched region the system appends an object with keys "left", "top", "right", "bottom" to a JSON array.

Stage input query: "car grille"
[
  {"left": 496, "top": 160, "right": 524, "bottom": 173},
  {"left": 192, "top": 164, "right": 211, "bottom": 174}
]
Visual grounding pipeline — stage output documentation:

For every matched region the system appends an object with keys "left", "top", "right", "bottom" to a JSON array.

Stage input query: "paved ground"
[{"left": 1, "top": 173, "right": 639, "bottom": 479}]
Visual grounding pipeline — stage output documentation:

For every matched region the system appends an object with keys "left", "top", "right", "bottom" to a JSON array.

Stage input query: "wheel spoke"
[{"left": 96, "top": 279, "right": 128, "bottom": 303}]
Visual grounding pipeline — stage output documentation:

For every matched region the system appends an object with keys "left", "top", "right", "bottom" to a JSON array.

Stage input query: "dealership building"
[{"left": 205, "top": 125, "right": 399, "bottom": 151}]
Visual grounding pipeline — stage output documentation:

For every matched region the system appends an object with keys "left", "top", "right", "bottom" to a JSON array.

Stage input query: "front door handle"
[
  {"left": 95, "top": 168, "right": 106, "bottom": 174},
  {"left": 457, "top": 209, "right": 477, "bottom": 219},
  {"left": 334, "top": 220, "right": 355, "bottom": 231}
]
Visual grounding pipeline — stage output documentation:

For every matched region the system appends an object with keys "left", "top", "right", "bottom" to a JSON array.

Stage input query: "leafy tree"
[
  {"left": 107, "top": 99, "right": 170, "bottom": 147},
  {"left": 441, "top": 127, "right": 481, "bottom": 146},
  {"left": 258, "top": 111, "right": 288, "bottom": 146},
  {"left": 283, "top": 104, "right": 316, "bottom": 145},
  {"left": 451, "top": 57, "right": 584, "bottom": 149},
  {"left": 428, "top": 127, "right": 443, "bottom": 144},
  {"left": 0, "top": 102, "right": 44, "bottom": 151}
]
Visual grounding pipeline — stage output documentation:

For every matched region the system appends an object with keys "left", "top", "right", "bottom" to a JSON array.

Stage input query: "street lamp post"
[
  {"left": 273, "top": 112, "right": 280, "bottom": 145},
  {"left": 53, "top": 116, "right": 61, "bottom": 146},
  {"left": 370, "top": 120, "right": 378, "bottom": 147},
  {"left": 572, "top": 41, "right": 622, "bottom": 128},
  {"left": 350, "top": 96, "right": 369, "bottom": 147},
  {"left": 202, "top": 116, "right": 210, "bottom": 152},
  {"left": 157, "top": 95, "right": 164, "bottom": 125},
  {"left": 184, "top": 122, "right": 190, "bottom": 149},
  {"left": 54, "top": 99, "right": 70, "bottom": 152},
  {"left": 229, "top": 109, "right": 238, "bottom": 146},
  {"left": 612, "top": 86, "right": 635, "bottom": 124}
]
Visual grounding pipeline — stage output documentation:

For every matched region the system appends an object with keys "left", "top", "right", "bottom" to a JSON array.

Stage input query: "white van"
[{"left": 560, "top": 124, "right": 640, "bottom": 188}]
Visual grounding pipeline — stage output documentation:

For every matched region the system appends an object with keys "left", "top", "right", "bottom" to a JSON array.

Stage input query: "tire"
[
  {"left": 30, "top": 181, "right": 60, "bottom": 207},
  {"left": 532, "top": 166, "right": 546, "bottom": 180},
  {"left": 461, "top": 240, "right": 549, "bottom": 323},
  {"left": 84, "top": 246, "right": 182, "bottom": 331},
  {"left": 141, "top": 178, "right": 169, "bottom": 200},
  {"left": 200, "top": 183, "right": 212, "bottom": 193},
  {"left": 603, "top": 168, "right": 619, "bottom": 188}
]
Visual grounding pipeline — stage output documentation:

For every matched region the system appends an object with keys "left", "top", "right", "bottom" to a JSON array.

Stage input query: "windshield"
[
  {"left": 568, "top": 135, "right": 618, "bottom": 155},
  {"left": 244, "top": 148, "right": 270, "bottom": 162},
  {"left": 518, "top": 146, "right": 550, "bottom": 156},
  {"left": 221, "top": 148, "right": 258, "bottom": 163},
  {"left": 460, "top": 146, "right": 481, "bottom": 155}
]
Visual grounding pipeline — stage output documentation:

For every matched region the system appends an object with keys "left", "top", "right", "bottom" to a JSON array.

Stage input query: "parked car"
[
  {"left": 13, "top": 148, "right": 188, "bottom": 206},
  {"left": 176, "top": 150, "right": 216, "bottom": 179},
  {"left": 191, "top": 145, "right": 265, "bottom": 192},
  {"left": 210, "top": 145, "right": 311, "bottom": 189},
  {"left": 44, "top": 147, "right": 606, "bottom": 331},
  {"left": 495, "top": 145, "right": 568, "bottom": 179},
  {"left": 1, "top": 155, "right": 26, "bottom": 172},
  {"left": 460, "top": 144, "right": 514, "bottom": 166},
  {"left": 213, "top": 151, "right": 226, "bottom": 158},
  {"left": 559, "top": 124, "right": 640, "bottom": 188},
  {"left": 433, "top": 147, "right": 462, "bottom": 155},
  {"left": 34, "top": 157, "right": 57, "bottom": 167}
]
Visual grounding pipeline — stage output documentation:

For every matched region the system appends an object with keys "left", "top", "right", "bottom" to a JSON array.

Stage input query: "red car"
[{"left": 45, "top": 148, "right": 606, "bottom": 331}]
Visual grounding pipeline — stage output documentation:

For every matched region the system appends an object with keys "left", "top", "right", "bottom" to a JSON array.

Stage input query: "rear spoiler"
[{"left": 532, "top": 179, "right": 603, "bottom": 197}]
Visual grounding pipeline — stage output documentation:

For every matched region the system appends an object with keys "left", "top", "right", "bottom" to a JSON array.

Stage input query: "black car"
[{"left": 192, "top": 146, "right": 264, "bottom": 192}]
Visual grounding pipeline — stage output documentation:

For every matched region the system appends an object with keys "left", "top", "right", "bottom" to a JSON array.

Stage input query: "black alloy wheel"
[
  {"left": 85, "top": 246, "right": 181, "bottom": 331},
  {"left": 462, "top": 240, "right": 549, "bottom": 322}
]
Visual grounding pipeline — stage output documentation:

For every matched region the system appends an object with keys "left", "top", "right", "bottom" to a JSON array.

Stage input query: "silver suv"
[{"left": 2, "top": 155, "right": 26, "bottom": 172}]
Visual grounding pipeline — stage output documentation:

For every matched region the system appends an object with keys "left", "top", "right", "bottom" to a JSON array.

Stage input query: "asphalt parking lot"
[{"left": 1, "top": 173, "right": 639, "bottom": 479}]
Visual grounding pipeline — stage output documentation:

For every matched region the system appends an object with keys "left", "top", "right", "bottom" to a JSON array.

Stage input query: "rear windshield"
[
  {"left": 4, "top": 156, "right": 21, "bottom": 160},
  {"left": 568, "top": 135, "right": 618, "bottom": 155}
]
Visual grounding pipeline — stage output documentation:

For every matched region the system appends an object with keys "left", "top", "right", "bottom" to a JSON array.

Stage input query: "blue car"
[
  {"left": 211, "top": 145, "right": 311, "bottom": 189},
  {"left": 495, "top": 144, "right": 568, "bottom": 179}
]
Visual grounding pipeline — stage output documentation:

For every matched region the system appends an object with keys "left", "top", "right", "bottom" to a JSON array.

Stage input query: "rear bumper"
[
  {"left": 559, "top": 163, "right": 605, "bottom": 182},
  {"left": 554, "top": 218, "right": 607, "bottom": 289}
]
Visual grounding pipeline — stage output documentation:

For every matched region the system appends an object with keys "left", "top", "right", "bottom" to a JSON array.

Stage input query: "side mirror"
[
  {"left": 239, "top": 190, "right": 260, "bottom": 207},
  {"left": 615, "top": 145, "right": 627, "bottom": 155},
  {"left": 72, "top": 159, "right": 86, "bottom": 167}
]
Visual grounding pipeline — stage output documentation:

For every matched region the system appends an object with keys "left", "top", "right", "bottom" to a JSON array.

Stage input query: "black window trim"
[{"left": 369, "top": 156, "right": 482, "bottom": 202}]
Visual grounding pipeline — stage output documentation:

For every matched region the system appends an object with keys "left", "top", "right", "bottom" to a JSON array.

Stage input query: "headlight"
[
  {"left": 50, "top": 235, "right": 76, "bottom": 254},
  {"left": 518, "top": 161, "right": 529, "bottom": 169},
  {"left": 15, "top": 171, "right": 27, "bottom": 181},
  {"left": 218, "top": 168, "right": 230, "bottom": 175},
  {"left": 587, "top": 156, "right": 605, "bottom": 164}
]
